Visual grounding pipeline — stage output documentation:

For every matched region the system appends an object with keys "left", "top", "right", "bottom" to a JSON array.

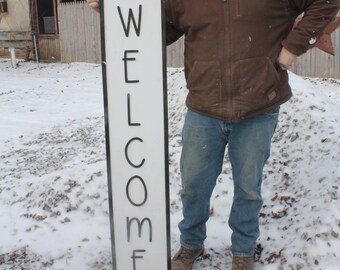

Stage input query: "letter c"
[{"left": 125, "top": 137, "right": 145, "bottom": 168}]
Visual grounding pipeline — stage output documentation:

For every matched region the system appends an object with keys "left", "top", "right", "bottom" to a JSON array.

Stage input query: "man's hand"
[
  {"left": 87, "top": 0, "right": 100, "bottom": 12},
  {"left": 277, "top": 47, "right": 297, "bottom": 70}
]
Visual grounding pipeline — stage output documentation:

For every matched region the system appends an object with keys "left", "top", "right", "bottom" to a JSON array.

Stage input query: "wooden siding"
[
  {"left": 37, "top": 37, "right": 61, "bottom": 61},
  {"left": 0, "top": 31, "right": 32, "bottom": 59},
  {"left": 58, "top": 2, "right": 101, "bottom": 63}
]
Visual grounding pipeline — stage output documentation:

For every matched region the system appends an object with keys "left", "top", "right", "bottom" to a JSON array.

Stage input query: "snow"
[{"left": 0, "top": 60, "right": 339, "bottom": 270}]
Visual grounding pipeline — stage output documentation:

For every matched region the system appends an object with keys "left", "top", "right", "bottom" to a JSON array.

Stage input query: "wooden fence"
[
  {"left": 166, "top": 37, "right": 184, "bottom": 68},
  {"left": 58, "top": 1, "right": 183, "bottom": 67},
  {"left": 59, "top": 2, "right": 101, "bottom": 63},
  {"left": 57, "top": 2, "right": 340, "bottom": 78}
]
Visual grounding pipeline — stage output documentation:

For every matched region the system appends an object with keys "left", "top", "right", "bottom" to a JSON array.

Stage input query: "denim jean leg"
[
  {"left": 179, "top": 109, "right": 227, "bottom": 250},
  {"left": 227, "top": 109, "right": 279, "bottom": 256}
]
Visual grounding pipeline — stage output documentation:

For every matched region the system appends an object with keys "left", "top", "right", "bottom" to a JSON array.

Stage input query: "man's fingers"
[
  {"left": 87, "top": 0, "right": 100, "bottom": 11},
  {"left": 278, "top": 63, "right": 292, "bottom": 70},
  {"left": 277, "top": 47, "right": 296, "bottom": 70}
]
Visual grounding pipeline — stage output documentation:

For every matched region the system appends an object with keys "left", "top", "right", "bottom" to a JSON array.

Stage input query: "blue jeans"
[{"left": 179, "top": 108, "right": 279, "bottom": 256}]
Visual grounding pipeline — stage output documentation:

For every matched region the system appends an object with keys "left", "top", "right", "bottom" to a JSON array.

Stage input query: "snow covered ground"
[{"left": 0, "top": 60, "right": 339, "bottom": 270}]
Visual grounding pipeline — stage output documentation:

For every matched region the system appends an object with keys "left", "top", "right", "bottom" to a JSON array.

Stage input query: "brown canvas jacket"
[{"left": 166, "top": 0, "right": 340, "bottom": 121}]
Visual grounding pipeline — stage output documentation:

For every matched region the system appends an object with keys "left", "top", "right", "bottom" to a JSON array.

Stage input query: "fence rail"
[{"left": 57, "top": 3, "right": 340, "bottom": 79}]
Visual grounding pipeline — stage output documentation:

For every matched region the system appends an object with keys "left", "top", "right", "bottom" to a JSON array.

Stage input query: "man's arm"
[
  {"left": 278, "top": 0, "right": 339, "bottom": 70},
  {"left": 165, "top": 0, "right": 184, "bottom": 45},
  {"left": 282, "top": 0, "right": 340, "bottom": 57}
]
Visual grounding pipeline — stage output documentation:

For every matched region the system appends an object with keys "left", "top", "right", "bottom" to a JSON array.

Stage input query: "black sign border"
[{"left": 99, "top": 0, "right": 171, "bottom": 269}]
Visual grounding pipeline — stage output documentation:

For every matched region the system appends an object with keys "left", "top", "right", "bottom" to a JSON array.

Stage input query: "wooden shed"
[
  {"left": 0, "top": 0, "right": 32, "bottom": 59},
  {"left": 0, "top": 0, "right": 84, "bottom": 62}
]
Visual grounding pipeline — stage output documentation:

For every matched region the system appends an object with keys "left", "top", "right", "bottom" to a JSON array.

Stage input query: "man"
[{"left": 87, "top": 0, "right": 339, "bottom": 269}]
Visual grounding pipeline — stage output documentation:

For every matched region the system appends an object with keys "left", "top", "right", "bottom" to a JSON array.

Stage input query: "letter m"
[
  {"left": 117, "top": 5, "right": 142, "bottom": 37},
  {"left": 126, "top": 217, "right": 152, "bottom": 242}
]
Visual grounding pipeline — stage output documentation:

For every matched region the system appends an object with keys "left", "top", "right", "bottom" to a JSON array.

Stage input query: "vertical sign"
[{"left": 100, "top": 0, "right": 170, "bottom": 270}]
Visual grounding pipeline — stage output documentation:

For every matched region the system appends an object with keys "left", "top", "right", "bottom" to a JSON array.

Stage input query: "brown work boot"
[
  {"left": 171, "top": 246, "right": 204, "bottom": 270},
  {"left": 231, "top": 256, "right": 254, "bottom": 270}
]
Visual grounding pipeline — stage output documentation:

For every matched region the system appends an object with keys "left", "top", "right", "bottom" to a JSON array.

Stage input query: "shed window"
[
  {"left": 36, "top": 0, "right": 58, "bottom": 34},
  {"left": 0, "top": 1, "right": 8, "bottom": 13}
]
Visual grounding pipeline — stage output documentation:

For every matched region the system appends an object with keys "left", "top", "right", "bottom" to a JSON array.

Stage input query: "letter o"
[{"left": 126, "top": 175, "right": 147, "bottom": 206}]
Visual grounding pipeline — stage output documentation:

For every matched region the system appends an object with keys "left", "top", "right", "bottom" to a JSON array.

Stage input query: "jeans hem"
[
  {"left": 180, "top": 241, "right": 204, "bottom": 252},
  {"left": 232, "top": 251, "right": 254, "bottom": 257}
]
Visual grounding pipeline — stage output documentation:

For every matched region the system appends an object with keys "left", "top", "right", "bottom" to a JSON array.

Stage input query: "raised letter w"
[{"left": 117, "top": 5, "right": 142, "bottom": 37}]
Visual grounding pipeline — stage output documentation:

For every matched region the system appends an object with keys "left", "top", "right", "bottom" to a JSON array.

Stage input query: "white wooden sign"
[{"left": 100, "top": 0, "right": 170, "bottom": 269}]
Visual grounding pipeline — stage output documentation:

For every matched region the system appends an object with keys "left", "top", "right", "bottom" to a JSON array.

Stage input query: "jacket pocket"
[
  {"left": 237, "top": 57, "right": 280, "bottom": 111},
  {"left": 186, "top": 60, "right": 221, "bottom": 110}
]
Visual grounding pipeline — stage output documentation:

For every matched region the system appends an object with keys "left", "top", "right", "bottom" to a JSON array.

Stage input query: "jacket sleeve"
[
  {"left": 165, "top": 0, "right": 184, "bottom": 46},
  {"left": 282, "top": 0, "right": 340, "bottom": 56}
]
